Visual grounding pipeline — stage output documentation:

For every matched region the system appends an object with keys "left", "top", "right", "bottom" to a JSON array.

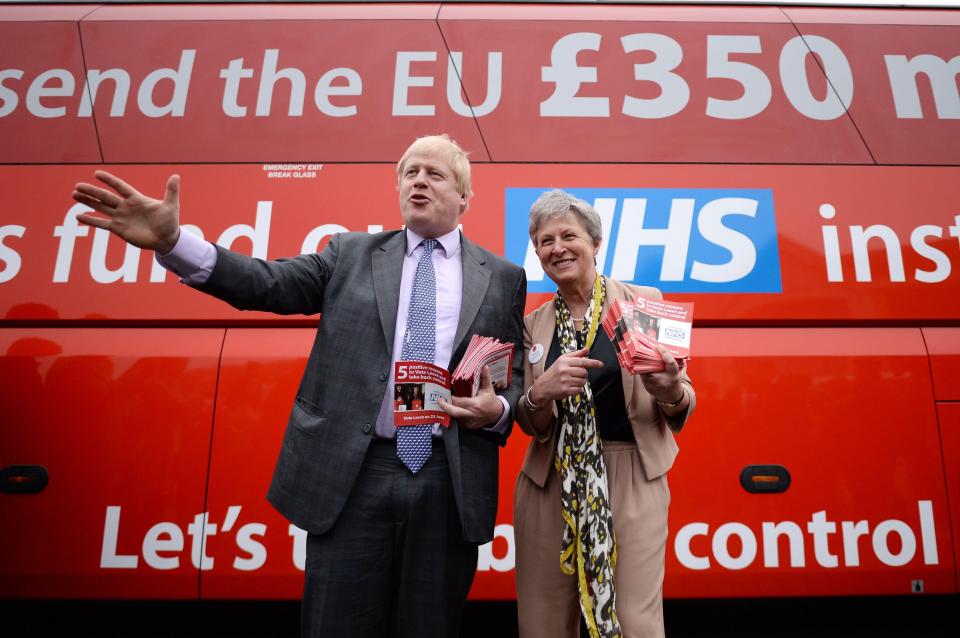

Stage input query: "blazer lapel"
[
  {"left": 371, "top": 232, "right": 406, "bottom": 357},
  {"left": 453, "top": 235, "right": 491, "bottom": 359},
  {"left": 530, "top": 299, "right": 557, "bottom": 380}
]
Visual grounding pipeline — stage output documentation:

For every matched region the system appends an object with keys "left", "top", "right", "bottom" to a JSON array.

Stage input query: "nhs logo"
[{"left": 505, "top": 188, "right": 782, "bottom": 293}]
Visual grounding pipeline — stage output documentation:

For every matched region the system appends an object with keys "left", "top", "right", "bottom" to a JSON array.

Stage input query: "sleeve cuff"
[
  {"left": 155, "top": 228, "right": 217, "bottom": 285},
  {"left": 483, "top": 396, "right": 511, "bottom": 435}
]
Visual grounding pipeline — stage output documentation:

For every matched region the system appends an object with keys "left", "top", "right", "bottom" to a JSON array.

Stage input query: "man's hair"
[
  {"left": 528, "top": 189, "right": 603, "bottom": 246},
  {"left": 397, "top": 134, "right": 473, "bottom": 202}
]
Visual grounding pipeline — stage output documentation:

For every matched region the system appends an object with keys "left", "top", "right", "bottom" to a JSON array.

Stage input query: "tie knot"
[{"left": 421, "top": 239, "right": 438, "bottom": 255}]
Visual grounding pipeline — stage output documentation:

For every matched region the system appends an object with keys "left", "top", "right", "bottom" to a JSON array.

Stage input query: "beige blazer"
[{"left": 516, "top": 278, "right": 695, "bottom": 488}]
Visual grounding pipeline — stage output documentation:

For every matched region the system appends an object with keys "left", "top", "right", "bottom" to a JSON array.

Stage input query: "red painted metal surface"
[
  {"left": 789, "top": 17, "right": 960, "bottom": 164},
  {"left": 936, "top": 403, "right": 960, "bottom": 594},
  {"left": 0, "top": 13, "right": 101, "bottom": 163},
  {"left": 0, "top": 328, "right": 222, "bottom": 598},
  {"left": 199, "top": 328, "right": 527, "bottom": 600},
  {"left": 3, "top": 4, "right": 958, "bottom": 164},
  {"left": 2, "top": 164, "right": 959, "bottom": 322},
  {"left": 439, "top": 6, "right": 872, "bottom": 163},
  {"left": 202, "top": 328, "right": 312, "bottom": 599},
  {"left": 77, "top": 6, "right": 487, "bottom": 163},
  {"left": 5, "top": 326, "right": 949, "bottom": 599},
  {"left": 665, "top": 328, "right": 953, "bottom": 597},
  {"left": 924, "top": 329, "right": 960, "bottom": 402},
  {"left": 1, "top": 2, "right": 958, "bottom": 603}
]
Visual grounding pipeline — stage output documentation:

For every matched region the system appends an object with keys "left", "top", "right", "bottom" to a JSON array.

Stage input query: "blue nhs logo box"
[{"left": 504, "top": 188, "right": 782, "bottom": 294}]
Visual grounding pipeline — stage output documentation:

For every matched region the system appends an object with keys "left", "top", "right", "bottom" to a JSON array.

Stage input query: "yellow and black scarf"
[{"left": 554, "top": 275, "right": 621, "bottom": 638}]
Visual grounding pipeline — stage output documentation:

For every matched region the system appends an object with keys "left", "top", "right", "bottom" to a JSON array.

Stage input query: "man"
[{"left": 73, "top": 134, "right": 526, "bottom": 637}]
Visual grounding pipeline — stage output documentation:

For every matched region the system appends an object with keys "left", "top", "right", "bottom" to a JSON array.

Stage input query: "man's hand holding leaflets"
[
  {"left": 451, "top": 334, "right": 514, "bottom": 397},
  {"left": 393, "top": 335, "right": 514, "bottom": 430}
]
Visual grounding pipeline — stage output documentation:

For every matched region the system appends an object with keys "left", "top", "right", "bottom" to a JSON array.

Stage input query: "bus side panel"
[
  {"left": 926, "top": 327, "right": 960, "bottom": 592},
  {"left": 5, "top": 164, "right": 960, "bottom": 324},
  {"left": 438, "top": 5, "right": 873, "bottom": 164},
  {"left": 923, "top": 328, "right": 960, "bottom": 402},
  {"left": 198, "top": 326, "right": 957, "bottom": 599},
  {"left": 936, "top": 403, "right": 960, "bottom": 594},
  {"left": 200, "top": 327, "right": 526, "bottom": 600},
  {"left": 0, "top": 164, "right": 416, "bottom": 323},
  {"left": 78, "top": 6, "right": 489, "bottom": 163},
  {"left": 788, "top": 11, "right": 960, "bottom": 165},
  {"left": 664, "top": 328, "right": 953, "bottom": 598},
  {"left": 0, "top": 16, "right": 101, "bottom": 163},
  {"left": 5, "top": 6, "right": 960, "bottom": 166},
  {"left": 202, "top": 328, "right": 314, "bottom": 599},
  {"left": 0, "top": 329, "right": 222, "bottom": 598}
]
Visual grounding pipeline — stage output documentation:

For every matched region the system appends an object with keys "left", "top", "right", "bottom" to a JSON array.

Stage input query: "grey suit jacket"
[{"left": 197, "top": 230, "right": 526, "bottom": 544}]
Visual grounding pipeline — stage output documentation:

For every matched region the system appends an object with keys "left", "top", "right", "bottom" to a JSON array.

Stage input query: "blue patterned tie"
[{"left": 397, "top": 239, "right": 438, "bottom": 473}]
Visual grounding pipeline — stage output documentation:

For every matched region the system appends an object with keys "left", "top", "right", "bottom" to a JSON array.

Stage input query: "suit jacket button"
[
  {"left": 362, "top": 423, "right": 373, "bottom": 434},
  {"left": 380, "top": 370, "right": 389, "bottom": 381}
]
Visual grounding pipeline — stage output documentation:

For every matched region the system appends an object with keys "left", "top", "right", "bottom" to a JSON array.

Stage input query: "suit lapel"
[
  {"left": 453, "top": 235, "right": 491, "bottom": 359},
  {"left": 371, "top": 232, "right": 406, "bottom": 357}
]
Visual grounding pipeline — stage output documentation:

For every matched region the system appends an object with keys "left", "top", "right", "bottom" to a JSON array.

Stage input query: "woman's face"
[{"left": 534, "top": 213, "right": 601, "bottom": 291}]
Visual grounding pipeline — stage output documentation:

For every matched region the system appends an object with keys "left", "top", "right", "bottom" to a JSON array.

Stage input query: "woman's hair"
[{"left": 528, "top": 189, "right": 603, "bottom": 245}]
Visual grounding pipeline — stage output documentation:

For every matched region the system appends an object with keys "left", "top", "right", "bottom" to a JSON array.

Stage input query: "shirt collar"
[{"left": 405, "top": 227, "right": 461, "bottom": 258}]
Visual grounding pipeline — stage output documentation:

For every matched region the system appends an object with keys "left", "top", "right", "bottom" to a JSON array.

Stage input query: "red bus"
[{"left": 1, "top": 0, "right": 958, "bottom": 603}]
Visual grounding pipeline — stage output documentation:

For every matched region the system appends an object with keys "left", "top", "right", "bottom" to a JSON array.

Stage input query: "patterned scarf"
[{"left": 554, "top": 276, "right": 622, "bottom": 638}]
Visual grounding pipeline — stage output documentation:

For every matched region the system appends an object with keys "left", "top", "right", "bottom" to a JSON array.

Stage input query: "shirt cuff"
[
  {"left": 155, "top": 228, "right": 217, "bottom": 285},
  {"left": 483, "top": 396, "right": 511, "bottom": 435}
]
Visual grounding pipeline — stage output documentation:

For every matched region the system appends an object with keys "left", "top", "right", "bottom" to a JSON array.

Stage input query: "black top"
[{"left": 546, "top": 325, "right": 634, "bottom": 442}]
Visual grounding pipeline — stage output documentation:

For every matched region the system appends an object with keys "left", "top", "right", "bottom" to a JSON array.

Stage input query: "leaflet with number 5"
[{"left": 393, "top": 360, "right": 452, "bottom": 427}]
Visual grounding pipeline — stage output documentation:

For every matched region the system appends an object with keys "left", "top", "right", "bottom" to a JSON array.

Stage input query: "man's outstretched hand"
[{"left": 73, "top": 171, "right": 182, "bottom": 254}]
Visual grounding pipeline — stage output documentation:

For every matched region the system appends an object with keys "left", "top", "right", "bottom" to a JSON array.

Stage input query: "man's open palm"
[{"left": 72, "top": 171, "right": 182, "bottom": 254}]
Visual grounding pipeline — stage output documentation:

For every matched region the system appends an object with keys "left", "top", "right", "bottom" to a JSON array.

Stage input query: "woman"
[
  {"left": 515, "top": 190, "right": 695, "bottom": 638},
  {"left": 410, "top": 385, "right": 424, "bottom": 410}
]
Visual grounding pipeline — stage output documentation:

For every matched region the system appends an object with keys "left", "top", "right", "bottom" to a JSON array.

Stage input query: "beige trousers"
[{"left": 514, "top": 440, "right": 670, "bottom": 638}]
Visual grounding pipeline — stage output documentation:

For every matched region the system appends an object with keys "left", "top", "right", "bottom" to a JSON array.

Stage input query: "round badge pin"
[{"left": 528, "top": 344, "right": 544, "bottom": 364}]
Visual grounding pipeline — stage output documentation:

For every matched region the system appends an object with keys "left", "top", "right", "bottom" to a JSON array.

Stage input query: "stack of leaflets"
[
  {"left": 451, "top": 335, "right": 515, "bottom": 397},
  {"left": 601, "top": 297, "right": 693, "bottom": 374}
]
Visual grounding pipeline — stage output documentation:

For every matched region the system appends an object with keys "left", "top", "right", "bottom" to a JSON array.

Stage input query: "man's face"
[{"left": 398, "top": 149, "right": 466, "bottom": 238}]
